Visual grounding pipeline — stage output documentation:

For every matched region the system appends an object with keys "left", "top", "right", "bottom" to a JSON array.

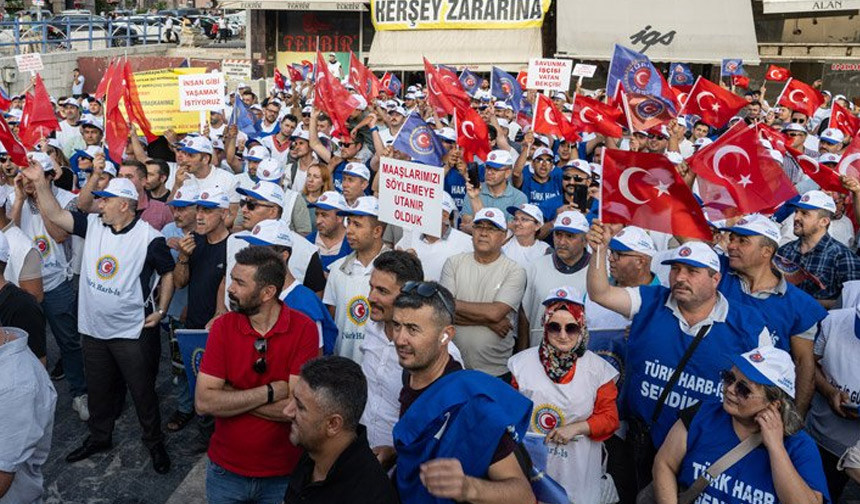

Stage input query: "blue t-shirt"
[
  {"left": 679, "top": 401, "right": 831, "bottom": 504},
  {"left": 305, "top": 232, "right": 352, "bottom": 272},
  {"left": 444, "top": 169, "right": 468, "bottom": 213},
  {"left": 519, "top": 166, "right": 562, "bottom": 204},
  {"left": 718, "top": 257, "right": 826, "bottom": 351},
  {"left": 625, "top": 286, "right": 769, "bottom": 446},
  {"left": 284, "top": 283, "right": 338, "bottom": 355}
]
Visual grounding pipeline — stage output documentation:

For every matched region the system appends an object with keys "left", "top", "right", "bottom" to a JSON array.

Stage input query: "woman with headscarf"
[
  {"left": 652, "top": 345, "right": 830, "bottom": 504},
  {"left": 507, "top": 286, "right": 620, "bottom": 504}
]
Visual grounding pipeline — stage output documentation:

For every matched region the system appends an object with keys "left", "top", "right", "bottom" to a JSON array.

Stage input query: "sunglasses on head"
[
  {"left": 240, "top": 199, "right": 275, "bottom": 211},
  {"left": 546, "top": 321, "right": 580, "bottom": 335},
  {"left": 720, "top": 369, "right": 761, "bottom": 401},
  {"left": 253, "top": 337, "right": 267, "bottom": 374},
  {"left": 401, "top": 281, "right": 455, "bottom": 319},
  {"left": 563, "top": 174, "right": 586, "bottom": 182}
]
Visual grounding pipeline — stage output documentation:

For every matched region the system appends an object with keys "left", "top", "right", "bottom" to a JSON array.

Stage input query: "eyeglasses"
[
  {"left": 720, "top": 369, "right": 762, "bottom": 401},
  {"left": 609, "top": 250, "right": 638, "bottom": 260},
  {"left": 563, "top": 174, "right": 586, "bottom": 182},
  {"left": 472, "top": 223, "right": 504, "bottom": 233},
  {"left": 546, "top": 321, "right": 581, "bottom": 335},
  {"left": 401, "top": 281, "right": 456, "bottom": 320},
  {"left": 534, "top": 157, "right": 553, "bottom": 164},
  {"left": 240, "top": 199, "right": 276, "bottom": 211},
  {"left": 253, "top": 337, "right": 267, "bottom": 374}
]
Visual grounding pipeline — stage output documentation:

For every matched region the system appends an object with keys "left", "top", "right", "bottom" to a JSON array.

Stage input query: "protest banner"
[
  {"left": 371, "top": 0, "right": 552, "bottom": 31},
  {"left": 526, "top": 57, "right": 573, "bottom": 92},
  {"left": 221, "top": 59, "right": 252, "bottom": 81},
  {"left": 378, "top": 157, "right": 444, "bottom": 237},
  {"left": 178, "top": 72, "right": 225, "bottom": 111},
  {"left": 15, "top": 53, "right": 43, "bottom": 73},
  {"left": 176, "top": 329, "right": 208, "bottom": 402},
  {"left": 131, "top": 68, "right": 207, "bottom": 135}
]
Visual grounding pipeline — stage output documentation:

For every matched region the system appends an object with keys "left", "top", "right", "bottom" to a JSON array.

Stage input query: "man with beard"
[
  {"left": 512, "top": 142, "right": 562, "bottom": 204},
  {"left": 196, "top": 246, "right": 318, "bottom": 504},
  {"left": 538, "top": 160, "right": 593, "bottom": 238}
]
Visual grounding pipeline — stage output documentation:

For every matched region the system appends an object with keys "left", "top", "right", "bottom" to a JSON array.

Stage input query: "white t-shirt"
[
  {"left": 323, "top": 251, "right": 382, "bottom": 363},
  {"left": 395, "top": 228, "right": 473, "bottom": 281},
  {"left": 502, "top": 237, "right": 551, "bottom": 270},
  {"left": 521, "top": 253, "right": 588, "bottom": 347},
  {"left": 72, "top": 75, "right": 84, "bottom": 95},
  {"left": 190, "top": 166, "right": 239, "bottom": 203}
]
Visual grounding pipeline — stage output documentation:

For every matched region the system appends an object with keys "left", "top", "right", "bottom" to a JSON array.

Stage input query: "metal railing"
[{"left": 0, "top": 15, "right": 182, "bottom": 55}]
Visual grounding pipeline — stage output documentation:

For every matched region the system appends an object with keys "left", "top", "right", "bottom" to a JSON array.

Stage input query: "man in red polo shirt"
[{"left": 196, "top": 246, "right": 319, "bottom": 504}]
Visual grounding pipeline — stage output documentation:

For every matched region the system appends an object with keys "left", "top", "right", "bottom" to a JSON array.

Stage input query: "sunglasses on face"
[
  {"left": 341, "top": 142, "right": 355, "bottom": 148},
  {"left": 401, "top": 281, "right": 456, "bottom": 319},
  {"left": 253, "top": 337, "right": 267, "bottom": 374},
  {"left": 720, "top": 369, "right": 761, "bottom": 401},
  {"left": 240, "top": 199, "right": 275, "bottom": 211},
  {"left": 546, "top": 321, "right": 581, "bottom": 335},
  {"left": 787, "top": 132, "right": 805, "bottom": 138},
  {"left": 302, "top": 113, "right": 310, "bottom": 117},
  {"left": 791, "top": 117, "right": 806, "bottom": 123},
  {"left": 563, "top": 174, "right": 586, "bottom": 182},
  {"left": 0, "top": 156, "right": 9, "bottom": 163}
]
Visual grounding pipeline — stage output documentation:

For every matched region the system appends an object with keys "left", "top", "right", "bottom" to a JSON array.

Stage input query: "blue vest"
[
  {"left": 283, "top": 284, "right": 338, "bottom": 355},
  {"left": 305, "top": 232, "right": 352, "bottom": 273},
  {"left": 393, "top": 370, "right": 531, "bottom": 504},
  {"left": 679, "top": 401, "right": 831, "bottom": 504},
  {"left": 718, "top": 260, "right": 826, "bottom": 351},
  {"left": 624, "top": 286, "right": 768, "bottom": 446},
  {"left": 520, "top": 166, "right": 562, "bottom": 204}
]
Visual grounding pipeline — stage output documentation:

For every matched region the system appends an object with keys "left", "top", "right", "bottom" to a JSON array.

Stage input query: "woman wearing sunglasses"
[
  {"left": 507, "top": 286, "right": 620, "bottom": 504},
  {"left": 652, "top": 346, "right": 830, "bottom": 504}
]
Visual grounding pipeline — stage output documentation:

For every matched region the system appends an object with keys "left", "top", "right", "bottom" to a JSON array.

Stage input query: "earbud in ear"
[{"left": 440, "top": 332, "right": 449, "bottom": 344}]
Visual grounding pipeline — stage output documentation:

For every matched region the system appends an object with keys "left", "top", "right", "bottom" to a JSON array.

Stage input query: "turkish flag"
[
  {"left": 795, "top": 154, "right": 846, "bottom": 193},
  {"left": 777, "top": 78, "right": 824, "bottom": 117},
  {"left": 757, "top": 124, "right": 793, "bottom": 155},
  {"left": 670, "top": 86, "right": 692, "bottom": 109},
  {"left": 601, "top": 149, "right": 712, "bottom": 241},
  {"left": 533, "top": 94, "right": 567, "bottom": 139},
  {"left": 569, "top": 93, "right": 624, "bottom": 138},
  {"left": 455, "top": 106, "right": 490, "bottom": 163},
  {"left": 274, "top": 69, "right": 286, "bottom": 90},
  {"left": 94, "top": 59, "right": 116, "bottom": 100},
  {"left": 516, "top": 70, "right": 528, "bottom": 90},
  {"left": 347, "top": 51, "right": 379, "bottom": 101},
  {"left": 830, "top": 101, "right": 860, "bottom": 137},
  {"left": 424, "top": 58, "right": 470, "bottom": 116},
  {"left": 837, "top": 134, "right": 860, "bottom": 179},
  {"left": 0, "top": 114, "right": 28, "bottom": 167},
  {"left": 680, "top": 77, "right": 750, "bottom": 129},
  {"left": 104, "top": 61, "right": 129, "bottom": 164},
  {"left": 122, "top": 59, "right": 155, "bottom": 142},
  {"left": 287, "top": 65, "right": 304, "bottom": 84},
  {"left": 765, "top": 64, "right": 791, "bottom": 82},
  {"left": 731, "top": 75, "right": 750, "bottom": 89},
  {"left": 19, "top": 75, "right": 59, "bottom": 150},
  {"left": 315, "top": 51, "right": 360, "bottom": 139},
  {"left": 689, "top": 122, "right": 797, "bottom": 219}
]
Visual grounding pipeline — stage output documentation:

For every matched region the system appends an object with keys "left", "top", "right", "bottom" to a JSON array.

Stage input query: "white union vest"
[
  {"left": 19, "top": 189, "right": 76, "bottom": 292},
  {"left": 508, "top": 349, "right": 619, "bottom": 504},
  {"left": 78, "top": 214, "right": 162, "bottom": 340}
]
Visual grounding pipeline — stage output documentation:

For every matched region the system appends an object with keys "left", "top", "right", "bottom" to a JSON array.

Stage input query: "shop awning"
[
  {"left": 219, "top": 0, "right": 367, "bottom": 11},
  {"left": 556, "top": 0, "right": 760, "bottom": 64},
  {"left": 367, "top": 28, "right": 542, "bottom": 71}
]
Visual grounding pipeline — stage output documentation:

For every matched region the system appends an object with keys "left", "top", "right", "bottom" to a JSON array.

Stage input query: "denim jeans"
[
  {"left": 206, "top": 460, "right": 289, "bottom": 504},
  {"left": 42, "top": 278, "right": 86, "bottom": 396}
]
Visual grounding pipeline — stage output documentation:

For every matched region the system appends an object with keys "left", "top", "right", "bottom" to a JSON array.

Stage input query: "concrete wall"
[{"left": 0, "top": 44, "right": 168, "bottom": 97}]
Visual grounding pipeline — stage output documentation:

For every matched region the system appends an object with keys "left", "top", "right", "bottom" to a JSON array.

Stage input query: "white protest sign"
[
  {"left": 221, "top": 59, "right": 252, "bottom": 81},
  {"left": 378, "top": 157, "right": 444, "bottom": 238},
  {"left": 178, "top": 72, "right": 226, "bottom": 112},
  {"left": 15, "top": 53, "right": 43, "bottom": 72},
  {"left": 526, "top": 58, "right": 573, "bottom": 92},
  {"left": 572, "top": 63, "right": 597, "bottom": 78}
]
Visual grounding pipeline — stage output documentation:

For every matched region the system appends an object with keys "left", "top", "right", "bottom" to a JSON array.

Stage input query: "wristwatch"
[
  {"left": 156, "top": 308, "right": 166, "bottom": 319},
  {"left": 266, "top": 383, "right": 274, "bottom": 404}
]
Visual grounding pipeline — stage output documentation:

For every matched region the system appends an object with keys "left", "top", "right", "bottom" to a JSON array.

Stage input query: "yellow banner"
[
  {"left": 371, "top": 0, "right": 551, "bottom": 31},
  {"left": 132, "top": 68, "right": 208, "bottom": 135}
]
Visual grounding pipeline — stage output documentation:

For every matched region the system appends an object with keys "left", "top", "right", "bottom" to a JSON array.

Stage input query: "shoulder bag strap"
[
  {"left": 650, "top": 324, "right": 712, "bottom": 424},
  {"left": 678, "top": 433, "right": 762, "bottom": 504}
]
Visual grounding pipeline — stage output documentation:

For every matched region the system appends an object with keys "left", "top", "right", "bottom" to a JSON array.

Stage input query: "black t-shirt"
[
  {"left": 0, "top": 283, "right": 46, "bottom": 358},
  {"left": 284, "top": 425, "right": 398, "bottom": 504},
  {"left": 186, "top": 233, "right": 227, "bottom": 329},
  {"left": 302, "top": 252, "right": 326, "bottom": 294}
]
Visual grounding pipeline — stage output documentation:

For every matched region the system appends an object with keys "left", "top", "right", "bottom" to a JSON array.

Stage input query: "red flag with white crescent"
[
  {"left": 679, "top": 76, "right": 750, "bottom": 129},
  {"left": 776, "top": 78, "right": 824, "bottom": 117},
  {"left": 569, "top": 93, "right": 624, "bottom": 138},
  {"left": 765, "top": 64, "right": 791, "bottom": 82},
  {"left": 533, "top": 94, "right": 567, "bottom": 139},
  {"left": 837, "top": 134, "right": 860, "bottom": 179},
  {"left": 830, "top": 101, "right": 860, "bottom": 137},
  {"left": 455, "top": 106, "right": 490, "bottom": 163}
]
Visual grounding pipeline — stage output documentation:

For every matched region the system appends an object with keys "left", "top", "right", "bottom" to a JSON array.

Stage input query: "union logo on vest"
[
  {"left": 532, "top": 403, "right": 564, "bottom": 435},
  {"left": 347, "top": 295, "right": 370, "bottom": 325},
  {"left": 96, "top": 255, "right": 119, "bottom": 280},
  {"left": 34, "top": 235, "right": 51, "bottom": 257}
]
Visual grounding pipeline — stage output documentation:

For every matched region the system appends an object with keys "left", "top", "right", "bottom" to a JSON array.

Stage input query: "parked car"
[{"left": 49, "top": 13, "right": 108, "bottom": 35}]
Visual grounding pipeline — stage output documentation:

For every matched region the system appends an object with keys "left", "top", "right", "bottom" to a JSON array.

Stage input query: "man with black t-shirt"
[{"left": 173, "top": 187, "right": 230, "bottom": 329}]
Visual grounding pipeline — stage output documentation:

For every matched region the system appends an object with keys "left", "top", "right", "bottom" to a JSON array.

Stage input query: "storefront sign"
[{"left": 371, "top": 0, "right": 552, "bottom": 31}]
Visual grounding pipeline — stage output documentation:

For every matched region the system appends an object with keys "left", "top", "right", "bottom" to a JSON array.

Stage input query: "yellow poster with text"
[
  {"left": 371, "top": 0, "right": 551, "bottom": 31},
  {"left": 132, "top": 68, "right": 208, "bottom": 135}
]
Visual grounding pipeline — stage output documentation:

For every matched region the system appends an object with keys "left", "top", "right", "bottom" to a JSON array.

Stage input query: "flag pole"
[
  {"left": 775, "top": 78, "right": 792, "bottom": 108},
  {"left": 531, "top": 95, "right": 538, "bottom": 133}
]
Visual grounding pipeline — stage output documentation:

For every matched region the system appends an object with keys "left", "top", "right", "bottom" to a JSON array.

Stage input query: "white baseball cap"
[
  {"left": 532, "top": 147, "right": 553, "bottom": 161},
  {"left": 660, "top": 241, "right": 720, "bottom": 272},
  {"left": 485, "top": 149, "right": 513, "bottom": 169},
  {"left": 245, "top": 145, "right": 270, "bottom": 162},
  {"left": 562, "top": 159, "right": 591, "bottom": 177},
  {"left": 720, "top": 214, "right": 781, "bottom": 243},
  {"left": 291, "top": 129, "right": 310, "bottom": 142},
  {"left": 506, "top": 203, "right": 544, "bottom": 226},
  {"left": 694, "top": 137, "right": 714, "bottom": 149},
  {"left": 308, "top": 191, "right": 346, "bottom": 211},
  {"left": 0, "top": 231, "right": 8, "bottom": 262},
  {"left": 730, "top": 345, "right": 796, "bottom": 398},
  {"left": 820, "top": 128, "right": 845, "bottom": 145},
  {"left": 238, "top": 219, "right": 293, "bottom": 248},
  {"left": 790, "top": 190, "right": 836, "bottom": 213},
  {"left": 441, "top": 191, "right": 456, "bottom": 214},
  {"left": 80, "top": 116, "right": 104, "bottom": 132},
  {"left": 783, "top": 123, "right": 807, "bottom": 134},
  {"left": 195, "top": 186, "right": 230, "bottom": 209},
  {"left": 541, "top": 286, "right": 586, "bottom": 306},
  {"left": 256, "top": 158, "right": 283, "bottom": 182},
  {"left": 390, "top": 105, "right": 407, "bottom": 117},
  {"left": 819, "top": 153, "right": 842, "bottom": 165},
  {"left": 609, "top": 226, "right": 657, "bottom": 257},
  {"left": 237, "top": 180, "right": 285, "bottom": 208},
  {"left": 74, "top": 145, "right": 102, "bottom": 161},
  {"left": 93, "top": 177, "right": 139, "bottom": 201},
  {"left": 28, "top": 152, "right": 55, "bottom": 172},
  {"left": 168, "top": 186, "right": 200, "bottom": 207},
  {"left": 473, "top": 207, "right": 507, "bottom": 230},
  {"left": 552, "top": 211, "right": 589, "bottom": 235},
  {"left": 343, "top": 162, "right": 371, "bottom": 181},
  {"left": 180, "top": 136, "right": 214, "bottom": 155},
  {"left": 436, "top": 127, "right": 457, "bottom": 143},
  {"left": 338, "top": 196, "right": 379, "bottom": 217}
]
